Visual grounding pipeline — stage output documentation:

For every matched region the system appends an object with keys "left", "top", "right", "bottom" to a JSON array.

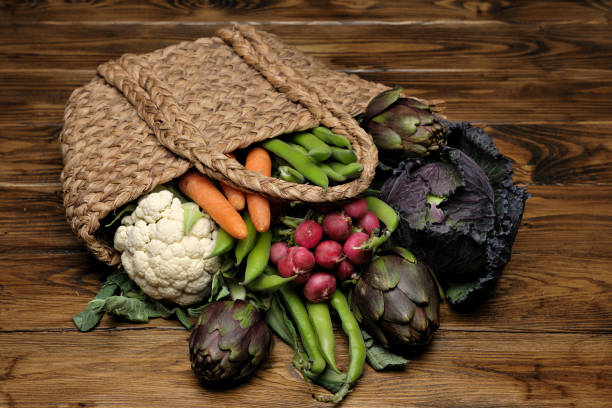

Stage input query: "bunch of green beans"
[
  {"left": 277, "top": 284, "right": 366, "bottom": 401},
  {"left": 261, "top": 126, "right": 363, "bottom": 189}
]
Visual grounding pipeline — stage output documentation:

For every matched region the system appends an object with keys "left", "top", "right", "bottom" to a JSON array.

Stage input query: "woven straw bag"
[{"left": 59, "top": 25, "right": 390, "bottom": 266}]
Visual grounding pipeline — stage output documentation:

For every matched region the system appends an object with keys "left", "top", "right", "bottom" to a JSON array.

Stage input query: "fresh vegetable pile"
[{"left": 73, "top": 88, "right": 528, "bottom": 403}]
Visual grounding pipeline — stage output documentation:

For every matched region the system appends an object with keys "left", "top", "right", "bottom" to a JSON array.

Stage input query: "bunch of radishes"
[{"left": 269, "top": 197, "right": 382, "bottom": 303}]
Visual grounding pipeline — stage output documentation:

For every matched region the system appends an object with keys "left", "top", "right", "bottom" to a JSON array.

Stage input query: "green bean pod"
[
  {"left": 262, "top": 139, "right": 329, "bottom": 189},
  {"left": 311, "top": 126, "right": 352, "bottom": 149},
  {"left": 286, "top": 142, "right": 309, "bottom": 156},
  {"left": 329, "top": 161, "right": 364, "bottom": 178},
  {"left": 205, "top": 228, "right": 235, "bottom": 259},
  {"left": 306, "top": 301, "right": 340, "bottom": 373},
  {"left": 278, "top": 165, "right": 306, "bottom": 184},
  {"left": 330, "top": 146, "right": 358, "bottom": 164},
  {"left": 365, "top": 196, "right": 399, "bottom": 233},
  {"left": 243, "top": 229, "right": 272, "bottom": 285},
  {"left": 246, "top": 272, "right": 296, "bottom": 292},
  {"left": 279, "top": 286, "right": 326, "bottom": 375},
  {"left": 329, "top": 290, "right": 366, "bottom": 403},
  {"left": 318, "top": 163, "right": 347, "bottom": 183},
  {"left": 290, "top": 132, "right": 333, "bottom": 162},
  {"left": 234, "top": 214, "right": 257, "bottom": 265}
]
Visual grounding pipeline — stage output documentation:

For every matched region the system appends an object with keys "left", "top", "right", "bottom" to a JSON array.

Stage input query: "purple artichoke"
[
  {"left": 351, "top": 249, "right": 440, "bottom": 350},
  {"left": 362, "top": 87, "right": 446, "bottom": 159},
  {"left": 189, "top": 300, "right": 271, "bottom": 386}
]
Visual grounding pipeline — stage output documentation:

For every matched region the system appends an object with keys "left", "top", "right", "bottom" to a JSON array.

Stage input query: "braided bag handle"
[{"left": 97, "top": 25, "right": 378, "bottom": 203}]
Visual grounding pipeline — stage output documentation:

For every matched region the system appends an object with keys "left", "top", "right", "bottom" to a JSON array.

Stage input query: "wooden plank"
[
  {"left": 0, "top": 185, "right": 84, "bottom": 253},
  {"left": 3, "top": 121, "right": 611, "bottom": 187},
  {"left": 1, "top": 22, "right": 611, "bottom": 72},
  {"left": 0, "top": 184, "right": 611, "bottom": 255},
  {"left": 1, "top": 212, "right": 610, "bottom": 334},
  {"left": 0, "top": 330, "right": 609, "bottom": 407},
  {"left": 3, "top": 69, "right": 612, "bottom": 127},
  {"left": 1, "top": 0, "right": 609, "bottom": 23}
]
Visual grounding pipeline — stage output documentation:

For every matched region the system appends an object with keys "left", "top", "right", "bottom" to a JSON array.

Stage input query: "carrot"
[
  {"left": 245, "top": 147, "right": 272, "bottom": 233},
  {"left": 219, "top": 153, "right": 246, "bottom": 211},
  {"left": 178, "top": 171, "right": 248, "bottom": 240}
]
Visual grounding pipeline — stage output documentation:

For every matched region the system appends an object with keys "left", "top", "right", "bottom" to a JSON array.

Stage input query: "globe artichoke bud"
[
  {"left": 351, "top": 249, "right": 440, "bottom": 350},
  {"left": 362, "top": 87, "right": 446, "bottom": 159},
  {"left": 189, "top": 300, "right": 271, "bottom": 386}
]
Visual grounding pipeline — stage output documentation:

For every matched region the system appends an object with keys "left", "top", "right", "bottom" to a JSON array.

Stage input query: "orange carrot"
[
  {"left": 178, "top": 171, "right": 248, "bottom": 240},
  {"left": 245, "top": 147, "right": 272, "bottom": 233},
  {"left": 220, "top": 153, "right": 246, "bottom": 211}
]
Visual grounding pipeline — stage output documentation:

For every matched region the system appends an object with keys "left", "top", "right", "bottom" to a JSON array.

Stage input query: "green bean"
[
  {"left": 329, "top": 290, "right": 366, "bottom": 403},
  {"left": 286, "top": 142, "right": 309, "bottom": 156},
  {"left": 306, "top": 301, "right": 340, "bottom": 373},
  {"left": 279, "top": 286, "right": 326, "bottom": 375},
  {"left": 330, "top": 146, "right": 357, "bottom": 165},
  {"left": 318, "top": 163, "right": 347, "bottom": 183},
  {"left": 234, "top": 214, "right": 257, "bottom": 265},
  {"left": 246, "top": 272, "right": 296, "bottom": 292},
  {"left": 262, "top": 139, "right": 329, "bottom": 189},
  {"left": 311, "top": 126, "right": 352, "bottom": 149},
  {"left": 244, "top": 229, "right": 272, "bottom": 285},
  {"left": 329, "top": 161, "right": 363, "bottom": 178},
  {"left": 290, "top": 132, "right": 333, "bottom": 162},
  {"left": 278, "top": 165, "right": 306, "bottom": 184},
  {"left": 205, "top": 228, "right": 235, "bottom": 259},
  {"left": 365, "top": 196, "right": 399, "bottom": 233}
]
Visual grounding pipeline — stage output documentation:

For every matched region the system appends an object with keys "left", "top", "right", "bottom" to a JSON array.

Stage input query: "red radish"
[
  {"left": 358, "top": 211, "right": 381, "bottom": 235},
  {"left": 343, "top": 232, "right": 372, "bottom": 265},
  {"left": 269, "top": 242, "right": 289, "bottom": 265},
  {"left": 294, "top": 220, "right": 323, "bottom": 249},
  {"left": 335, "top": 260, "right": 357, "bottom": 281},
  {"left": 343, "top": 198, "right": 369, "bottom": 219},
  {"left": 315, "top": 240, "right": 344, "bottom": 269},
  {"left": 322, "top": 212, "right": 352, "bottom": 241},
  {"left": 277, "top": 246, "right": 315, "bottom": 285},
  {"left": 303, "top": 272, "right": 337, "bottom": 303}
]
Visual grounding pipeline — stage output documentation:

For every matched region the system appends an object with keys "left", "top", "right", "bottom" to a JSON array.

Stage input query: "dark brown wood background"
[{"left": 1, "top": 1, "right": 611, "bottom": 407}]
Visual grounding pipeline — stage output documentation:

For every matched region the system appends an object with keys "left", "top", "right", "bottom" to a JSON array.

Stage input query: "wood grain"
[
  {"left": 3, "top": 69, "right": 612, "bottom": 128},
  {"left": 1, "top": 2, "right": 611, "bottom": 406},
  {"left": 1, "top": 330, "right": 609, "bottom": 407},
  {"left": 2, "top": 122, "right": 611, "bottom": 186},
  {"left": 1, "top": 0, "right": 610, "bottom": 23},
  {"left": 2, "top": 22, "right": 611, "bottom": 72}
]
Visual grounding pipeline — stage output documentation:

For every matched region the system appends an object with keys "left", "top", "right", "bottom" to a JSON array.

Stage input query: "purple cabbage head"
[{"left": 380, "top": 121, "right": 529, "bottom": 305}]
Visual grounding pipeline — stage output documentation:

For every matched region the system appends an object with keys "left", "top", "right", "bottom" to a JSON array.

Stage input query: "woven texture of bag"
[{"left": 59, "top": 25, "right": 390, "bottom": 265}]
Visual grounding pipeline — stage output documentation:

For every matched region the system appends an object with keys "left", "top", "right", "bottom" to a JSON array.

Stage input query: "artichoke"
[
  {"left": 351, "top": 249, "right": 440, "bottom": 350},
  {"left": 361, "top": 87, "right": 446, "bottom": 159},
  {"left": 189, "top": 300, "right": 271, "bottom": 386}
]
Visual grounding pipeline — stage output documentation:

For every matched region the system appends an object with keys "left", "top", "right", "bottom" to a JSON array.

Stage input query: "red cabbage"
[{"left": 380, "top": 121, "right": 529, "bottom": 305}]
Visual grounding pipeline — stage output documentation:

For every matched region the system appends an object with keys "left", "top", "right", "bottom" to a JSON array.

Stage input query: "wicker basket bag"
[{"left": 59, "top": 25, "right": 389, "bottom": 266}]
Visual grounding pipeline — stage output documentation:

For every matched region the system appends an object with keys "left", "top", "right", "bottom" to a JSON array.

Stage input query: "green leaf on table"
[
  {"left": 72, "top": 270, "right": 124, "bottom": 332},
  {"left": 104, "top": 296, "right": 163, "bottom": 322},
  {"left": 361, "top": 329, "right": 409, "bottom": 371}
]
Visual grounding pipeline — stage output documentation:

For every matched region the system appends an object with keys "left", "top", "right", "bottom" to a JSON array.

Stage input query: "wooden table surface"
[{"left": 1, "top": 2, "right": 611, "bottom": 407}]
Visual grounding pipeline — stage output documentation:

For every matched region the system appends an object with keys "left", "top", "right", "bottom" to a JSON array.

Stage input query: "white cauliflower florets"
[{"left": 114, "top": 188, "right": 220, "bottom": 306}]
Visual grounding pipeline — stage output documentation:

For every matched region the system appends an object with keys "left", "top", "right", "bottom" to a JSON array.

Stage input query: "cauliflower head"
[{"left": 114, "top": 188, "right": 220, "bottom": 306}]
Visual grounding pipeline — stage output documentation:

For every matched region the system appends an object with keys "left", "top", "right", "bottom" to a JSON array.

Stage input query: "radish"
[
  {"left": 343, "top": 232, "right": 372, "bottom": 265},
  {"left": 294, "top": 220, "right": 323, "bottom": 249},
  {"left": 335, "top": 260, "right": 357, "bottom": 281},
  {"left": 269, "top": 241, "right": 289, "bottom": 265},
  {"left": 322, "top": 212, "right": 352, "bottom": 242},
  {"left": 277, "top": 246, "right": 315, "bottom": 285},
  {"left": 358, "top": 211, "right": 381, "bottom": 235},
  {"left": 303, "top": 272, "right": 337, "bottom": 303},
  {"left": 343, "top": 198, "right": 369, "bottom": 219},
  {"left": 315, "top": 240, "right": 344, "bottom": 269}
]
